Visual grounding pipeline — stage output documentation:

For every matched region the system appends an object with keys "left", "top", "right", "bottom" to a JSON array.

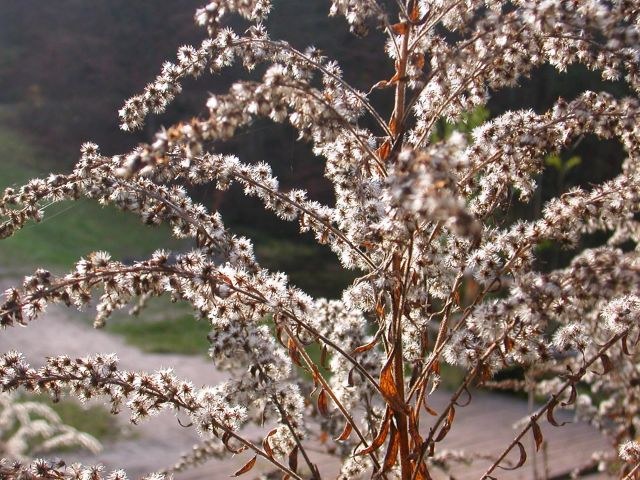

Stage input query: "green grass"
[
  {"left": 19, "top": 393, "right": 119, "bottom": 442},
  {"left": 106, "top": 301, "right": 211, "bottom": 355},
  {"left": 0, "top": 124, "right": 187, "bottom": 271},
  {"left": 107, "top": 315, "right": 211, "bottom": 355},
  {"left": 0, "top": 125, "right": 42, "bottom": 185},
  {"left": 0, "top": 200, "right": 186, "bottom": 269}
]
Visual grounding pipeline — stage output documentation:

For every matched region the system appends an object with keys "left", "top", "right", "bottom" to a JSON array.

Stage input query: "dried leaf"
[
  {"left": 289, "top": 445, "right": 298, "bottom": 473},
  {"left": 454, "top": 385, "right": 472, "bottom": 407},
  {"left": 317, "top": 389, "right": 330, "bottom": 417},
  {"left": 377, "top": 139, "right": 392, "bottom": 161},
  {"left": 409, "top": 2, "right": 420, "bottom": 21},
  {"left": 422, "top": 396, "right": 438, "bottom": 416},
  {"left": 287, "top": 337, "right": 302, "bottom": 367},
  {"left": 561, "top": 384, "right": 577, "bottom": 407},
  {"left": 476, "top": 363, "right": 493, "bottom": 384},
  {"left": 392, "top": 251, "right": 403, "bottom": 274},
  {"left": 375, "top": 295, "right": 386, "bottom": 318},
  {"left": 380, "top": 351, "right": 409, "bottom": 414},
  {"left": 498, "top": 441, "right": 527, "bottom": 470},
  {"left": 412, "top": 52, "right": 425, "bottom": 70},
  {"left": 352, "top": 329, "right": 382, "bottom": 354},
  {"left": 446, "top": 404, "right": 455, "bottom": 423},
  {"left": 358, "top": 409, "right": 391, "bottom": 455},
  {"left": 347, "top": 366, "right": 358, "bottom": 387},
  {"left": 382, "top": 423, "right": 399, "bottom": 472},
  {"left": 232, "top": 456, "right": 257, "bottom": 477},
  {"left": 408, "top": 409, "right": 424, "bottom": 447},
  {"left": 320, "top": 228, "right": 330, "bottom": 244},
  {"left": 391, "top": 22, "right": 409, "bottom": 35},
  {"left": 434, "top": 406, "right": 455, "bottom": 442},
  {"left": 263, "top": 428, "right": 278, "bottom": 459},
  {"left": 275, "top": 325, "right": 286, "bottom": 348},
  {"left": 622, "top": 333, "right": 632, "bottom": 355},
  {"left": 222, "top": 431, "right": 246, "bottom": 454},
  {"left": 389, "top": 115, "right": 399, "bottom": 137},
  {"left": 430, "top": 359, "right": 441, "bottom": 376},
  {"left": 334, "top": 421, "right": 353, "bottom": 442},
  {"left": 320, "top": 344, "right": 329, "bottom": 368},
  {"left": 531, "top": 419, "right": 544, "bottom": 451},
  {"left": 599, "top": 353, "right": 613, "bottom": 374},
  {"left": 503, "top": 336, "right": 515, "bottom": 352},
  {"left": 433, "top": 179, "right": 448, "bottom": 189},
  {"left": 546, "top": 399, "right": 568, "bottom": 427},
  {"left": 218, "top": 273, "right": 234, "bottom": 285},
  {"left": 369, "top": 79, "right": 391, "bottom": 92}
]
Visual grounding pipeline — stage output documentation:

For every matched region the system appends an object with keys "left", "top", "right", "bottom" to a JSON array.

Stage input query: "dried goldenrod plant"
[
  {"left": 0, "top": 393, "right": 101, "bottom": 462},
  {"left": 2, "top": 1, "right": 640, "bottom": 478}
]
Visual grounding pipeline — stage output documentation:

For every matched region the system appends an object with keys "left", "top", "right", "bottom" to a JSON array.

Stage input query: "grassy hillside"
[{"left": 0, "top": 124, "right": 187, "bottom": 272}]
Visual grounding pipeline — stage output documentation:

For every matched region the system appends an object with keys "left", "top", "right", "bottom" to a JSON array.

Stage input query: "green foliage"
[
  {"left": 430, "top": 106, "right": 490, "bottom": 142},
  {"left": 545, "top": 153, "right": 582, "bottom": 176},
  {"left": 107, "top": 313, "right": 211, "bottom": 355}
]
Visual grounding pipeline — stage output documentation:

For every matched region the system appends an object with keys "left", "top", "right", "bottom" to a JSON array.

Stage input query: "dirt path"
[
  {"left": 0, "top": 298, "right": 231, "bottom": 477},
  {"left": 0, "top": 277, "right": 611, "bottom": 479}
]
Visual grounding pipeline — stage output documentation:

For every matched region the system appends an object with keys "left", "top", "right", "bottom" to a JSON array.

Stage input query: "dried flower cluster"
[
  {"left": 0, "top": 392, "right": 101, "bottom": 462},
  {"left": 2, "top": 0, "right": 640, "bottom": 478}
]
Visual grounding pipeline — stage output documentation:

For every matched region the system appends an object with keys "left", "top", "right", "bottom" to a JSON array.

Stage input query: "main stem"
[
  {"left": 392, "top": 17, "right": 411, "bottom": 138},
  {"left": 390, "top": 3, "right": 413, "bottom": 480},
  {"left": 393, "top": 321, "right": 411, "bottom": 480}
]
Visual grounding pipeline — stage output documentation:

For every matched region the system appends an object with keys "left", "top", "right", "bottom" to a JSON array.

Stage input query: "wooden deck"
[{"left": 430, "top": 389, "right": 609, "bottom": 479}]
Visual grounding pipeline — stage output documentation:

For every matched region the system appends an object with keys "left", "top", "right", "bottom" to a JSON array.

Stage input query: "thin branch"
[
  {"left": 279, "top": 323, "right": 384, "bottom": 474},
  {"left": 482, "top": 329, "right": 629, "bottom": 479}
]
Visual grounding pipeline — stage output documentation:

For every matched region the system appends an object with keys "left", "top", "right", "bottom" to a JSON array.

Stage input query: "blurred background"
[
  {"left": 0, "top": 2, "right": 630, "bottom": 477},
  {"left": 0, "top": 0, "right": 629, "bottom": 292}
]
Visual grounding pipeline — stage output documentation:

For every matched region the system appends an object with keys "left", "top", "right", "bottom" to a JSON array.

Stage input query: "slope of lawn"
[
  {"left": 0, "top": 124, "right": 187, "bottom": 272},
  {"left": 105, "top": 298, "right": 211, "bottom": 355}
]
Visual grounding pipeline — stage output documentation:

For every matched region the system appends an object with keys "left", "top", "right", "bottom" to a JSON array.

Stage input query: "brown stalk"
[
  {"left": 279, "top": 323, "right": 384, "bottom": 475},
  {"left": 623, "top": 461, "right": 640, "bottom": 480},
  {"left": 409, "top": 318, "right": 519, "bottom": 480},
  {"left": 380, "top": 6, "right": 416, "bottom": 476},
  {"left": 269, "top": 392, "right": 319, "bottom": 479}
]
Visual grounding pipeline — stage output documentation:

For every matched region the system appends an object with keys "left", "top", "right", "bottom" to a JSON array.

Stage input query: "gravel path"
[{"left": 0, "top": 278, "right": 611, "bottom": 479}]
